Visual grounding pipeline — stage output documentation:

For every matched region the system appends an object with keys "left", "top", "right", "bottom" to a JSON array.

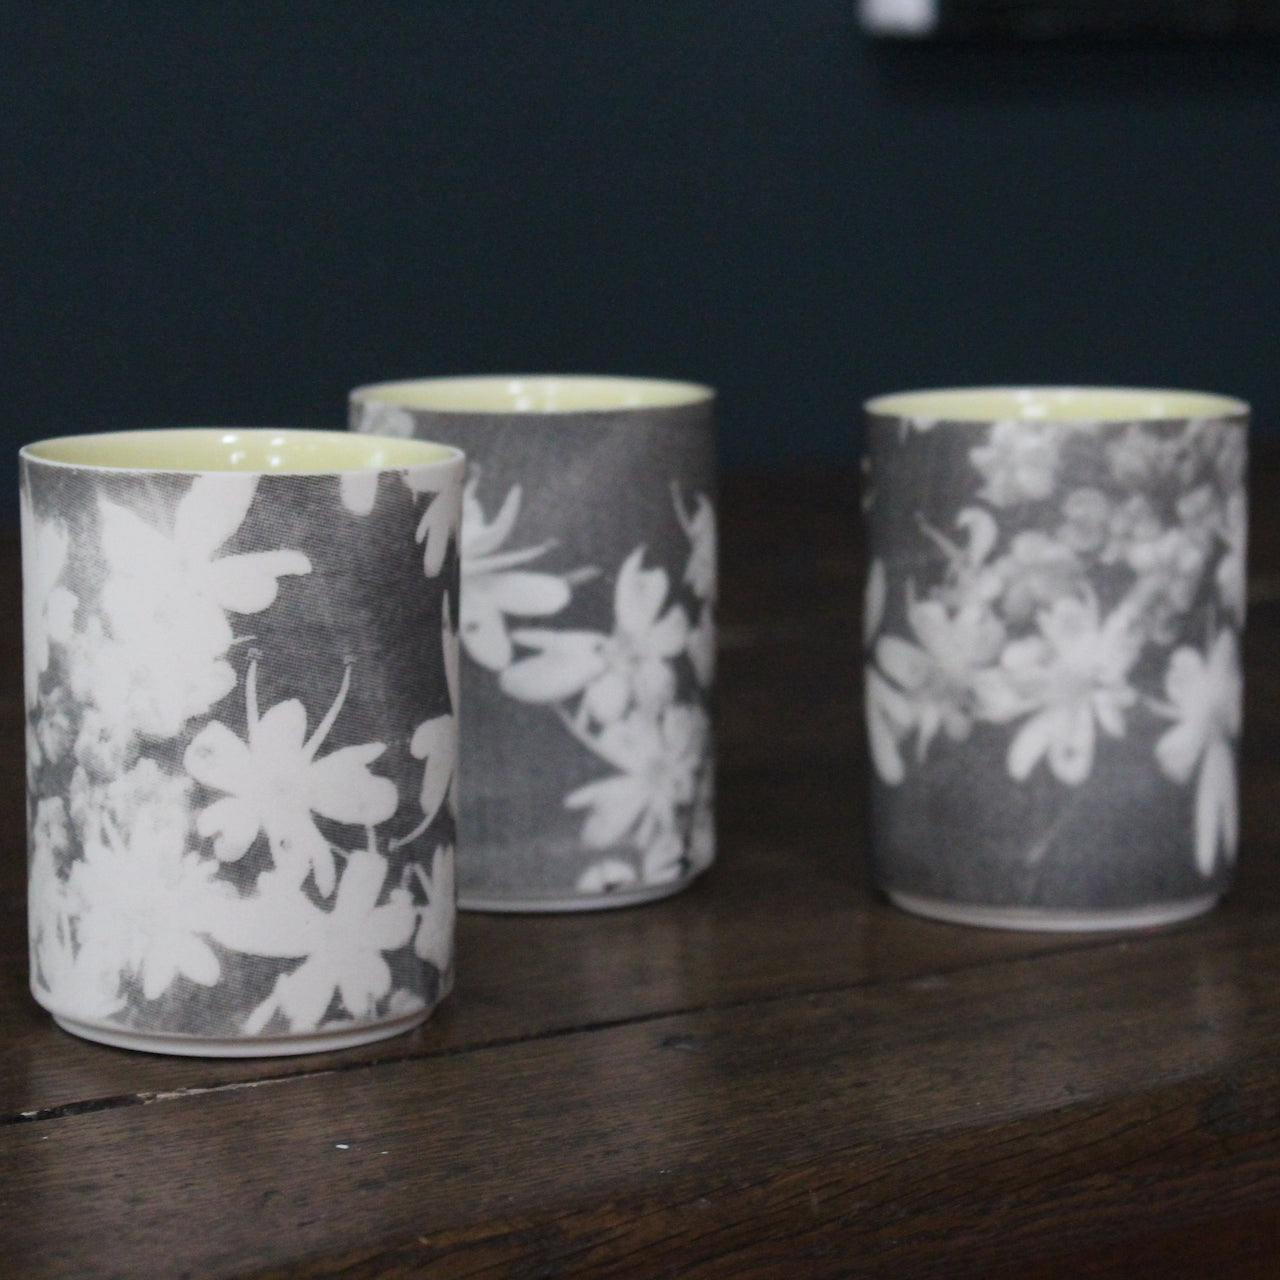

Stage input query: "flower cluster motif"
[
  {"left": 866, "top": 413, "right": 1247, "bottom": 878},
  {"left": 459, "top": 477, "right": 716, "bottom": 894}
]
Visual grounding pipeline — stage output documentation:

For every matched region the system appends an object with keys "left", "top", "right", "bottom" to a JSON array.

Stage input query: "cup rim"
[
  {"left": 350, "top": 374, "right": 715, "bottom": 415},
  {"left": 19, "top": 427, "right": 465, "bottom": 474},
  {"left": 864, "top": 385, "right": 1249, "bottom": 423}
]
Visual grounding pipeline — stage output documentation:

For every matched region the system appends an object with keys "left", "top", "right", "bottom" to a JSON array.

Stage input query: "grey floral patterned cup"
[
  {"left": 863, "top": 388, "right": 1248, "bottom": 931},
  {"left": 22, "top": 429, "right": 464, "bottom": 1055},
  {"left": 350, "top": 376, "right": 716, "bottom": 912}
]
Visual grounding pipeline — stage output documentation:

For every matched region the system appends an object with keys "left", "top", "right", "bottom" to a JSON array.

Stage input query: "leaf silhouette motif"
[
  {"left": 458, "top": 477, "right": 572, "bottom": 670},
  {"left": 1154, "top": 630, "right": 1242, "bottom": 875},
  {"left": 394, "top": 598, "right": 460, "bottom": 852},
  {"left": 412, "top": 845, "right": 455, "bottom": 971},
  {"left": 340, "top": 470, "right": 380, "bottom": 516},
  {"left": 1216, "top": 491, "right": 1248, "bottom": 625},
  {"left": 416, "top": 483, "right": 463, "bottom": 578},
  {"left": 672, "top": 487, "right": 717, "bottom": 603}
]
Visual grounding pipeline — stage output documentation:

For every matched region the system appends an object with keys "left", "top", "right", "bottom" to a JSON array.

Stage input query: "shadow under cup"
[
  {"left": 22, "top": 428, "right": 464, "bottom": 1055},
  {"left": 863, "top": 387, "right": 1249, "bottom": 931},
  {"left": 350, "top": 376, "right": 718, "bottom": 913}
]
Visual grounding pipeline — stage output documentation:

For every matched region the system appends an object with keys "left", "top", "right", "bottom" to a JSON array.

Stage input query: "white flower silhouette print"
[
  {"left": 920, "top": 507, "right": 1004, "bottom": 613},
  {"left": 452, "top": 475, "right": 716, "bottom": 897},
  {"left": 996, "top": 531, "right": 1088, "bottom": 624},
  {"left": 685, "top": 604, "right": 716, "bottom": 690},
  {"left": 565, "top": 704, "right": 708, "bottom": 857},
  {"left": 1105, "top": 422, "right": 1186, "bottom": 489},
  {"left": 69, "top": 758, "right": 192, "bottom": 860},
  {"left": 866, "top": 405, "right": 1247, "bottom": 893},
  {"left": 1123, "top": 526, "right": 1208, "bottom": 644},
  {"left": 576, "top": 858, "right": 640, "bottom": 894},
  {"left": 1216, "top": 491, "right": 1248, "bottom": 624},
  {"left": 414, "top": 481, "right": 463, "bottom": 578},
  {"left": 459, "top": 477, "right": 572, "bottom": 670},
  {"left": 676, "top": 488, "right": 718, "bottom": 688},
  {"left": 23, "top": 454, "right": 460, "bottom": 1048},
  {"left": 969, "top": 419, "right": 1069, "bottom": 507},
  {"left": 1154, "top": 630, "right": 1242, "bottom": 875},
  {"left": 411, "top": 844, "right": 455, "bottom": 972},
  {"left": 873, "top": 590, "right": 1005, "bottom": 767},
  {"left": 99, "top": 475, "right": 310, "bottom": 652},
  {"left": 863, "top": 558, "right": 887, "bottom": 647},
  {"left": 243, "top": 849, "right": 417, "bottom": 1035},
  {"left": 980, "top": 596, "right": 1141, "bottom": 785},
  {"left": 396, "top": 599, "right": 460, "bottom": 850},
  {"left": 354, "top": 401, "right": 417, "bottom": 440},
  {"left": 68, "top": 814, "right": 229, "bottom": 1004},
  {"left": 69, "top": 610, "right": 237, "bottom": 752},
  {"left": 20, "top": 489, "right": 77, "bottom": 711},
  {"left": 673, "top": 487, "right": 717, "bottom": 602},
  {"left": 340, "top": 470, "right": 380, "bottom": 517},
  {"left": 1056, "top": 486, "right": 1113, "bottom": 555},
  {"left": 501, "top": 547, "right": 689, "bottom": 724},
  {"left": 185, "top": 661, "right": 398, "bottom": 896},
  {"left": 89, "top": 476, "right": 310, "bottom": 739},
  {"left": 28, "top": 798, "right": 81, "bottom": 1006},
  {"left": 865, "top": 665, "right": 916, "bottom": 787}
]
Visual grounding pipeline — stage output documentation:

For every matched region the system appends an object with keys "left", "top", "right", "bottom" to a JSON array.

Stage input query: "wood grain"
[
  {"left": 3, "top": 466, "right": 1280, "bottom": 1278},
  {"left": 6, "top": 920, "right": 1280, "bottom": 1278}
]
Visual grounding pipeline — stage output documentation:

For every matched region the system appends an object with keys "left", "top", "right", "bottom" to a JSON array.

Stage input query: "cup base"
[
  {"left": 459, "top": 876, "right": 699, "bottom": 914},
  {"left": 885, "top": 890, "right": 1221, "bottom": 933},
  {"left": 51, "top": 1008, "right": 430, "bottom": 1058}
]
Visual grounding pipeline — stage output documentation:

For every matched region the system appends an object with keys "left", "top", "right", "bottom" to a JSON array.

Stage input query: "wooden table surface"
[{"left": 3, "top": 464, "right": 1280, "bottom": 1278}]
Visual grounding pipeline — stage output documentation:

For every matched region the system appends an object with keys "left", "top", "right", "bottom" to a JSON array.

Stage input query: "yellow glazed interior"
[
  {"left": 22, "top": 428, "right": 457, "bottom": 472},
  {"left": 865, "top": 387, "right": 1247, "bottom": 423},
  {"left": 352, "top": 375, "right": 714, "bottom": 414}
]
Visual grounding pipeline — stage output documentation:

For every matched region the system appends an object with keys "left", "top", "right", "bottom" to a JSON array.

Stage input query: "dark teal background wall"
[{"left": 3, "top": 3, "right": 1278, "bottom": 524}]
